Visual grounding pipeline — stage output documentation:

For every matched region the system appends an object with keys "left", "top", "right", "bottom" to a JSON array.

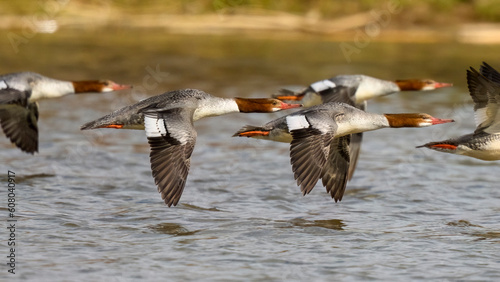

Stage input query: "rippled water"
[{"left": 1, "top": 29, "right": 500, "bottom": 281}]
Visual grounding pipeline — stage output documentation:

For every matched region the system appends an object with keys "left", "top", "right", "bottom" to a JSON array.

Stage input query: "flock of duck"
[{"left": 1, "top": 62, "right": 499, "bottom": 207}]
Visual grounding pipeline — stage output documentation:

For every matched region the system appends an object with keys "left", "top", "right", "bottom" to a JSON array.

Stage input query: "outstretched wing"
[
  {"left": 320, "top": 135, "right": 350, "bottom": 202},
  {"left": 479, "top": 61, "right": 500, "bottom": 85},
  {"left": 319, "top": 85, "right": 358, "bottom": 107},
  {"left": 0, "top": 86, "right": 31, "bottom": 105},
  {"left": 467, "top": 67, "right": 500, "bottom": 134},
  {"left": 318, "top": 86, "right": 362, "bottom": 181},
  {"left": 0, "top": 88, "right": 38, "bottom": 154},
  {"left": 289, "top": 127, "right": 334, "bottom": 196},
  {"left": 144, "top": 107, "right": 197, "bottom": 207},
  {"left": 347, "top": 101, "right": 366, "bottom": 181}
]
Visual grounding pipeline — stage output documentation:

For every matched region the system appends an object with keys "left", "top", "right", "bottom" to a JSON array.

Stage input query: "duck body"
[
  {"left": 234, "top": 102, "right": 391, "bottom": 142},
  {"left": 81, "top": 89, "right": 297, "bottom": 130},
  {"left": 0, "top": 71, "right": 131, "bottom": 153},
  {"left": 1, "top": 72, "right": 74, "bottom": 100},
  {"left": 421, "top": 132, "right": 500, "bottom": 161},
  {"left": 274, "top": 75, "right": 452, "bottom": 108}
]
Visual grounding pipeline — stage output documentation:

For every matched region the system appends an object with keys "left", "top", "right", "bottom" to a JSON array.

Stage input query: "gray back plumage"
[
  {"left": 0, "top": 72, "right": 45, "bottom": 92},
  {"left": 81, "top": 89, "right": 211, "bottom": 130}
]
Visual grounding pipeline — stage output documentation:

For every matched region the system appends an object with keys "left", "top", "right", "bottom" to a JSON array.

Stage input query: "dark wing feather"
[
  {"left": 468, "top": 67, "right": 490, "bottom": 116},
  {"left": 321, "top": 86, "right": 362, "bottom": 181},
  {"left": 144, "top": 108, "right": 197, "bottom": 207},
  {"left": 320, "top": 86, "right": 358, "bottom": 107},
  {"left": 0, "top": 100, "right": 38, "bottom": 154},
  {"left": 0, "top": 86, "right": 31, "bottom": 105},
  {"left": 467, "top": 67, "right": 500, "bottom": 134},
  {"left": 479, "top": 62, "right": 500, "bottom": 85},
  {"left": 347, "top": 101, "right": 365, "bottom": 180},
  {"left": 289, "top": 127, "right": 333, "bottom": 195},
  {"left": 347, "top": 133, "right": 362, "bottom": 181},
  {"left": 320, "top": 135, "right": 350, "bottom": 202}
]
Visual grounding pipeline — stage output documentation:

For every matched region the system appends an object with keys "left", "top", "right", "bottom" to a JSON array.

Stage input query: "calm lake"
[{"left": 1, "top": 28, "right": 500, "bottom": 281}]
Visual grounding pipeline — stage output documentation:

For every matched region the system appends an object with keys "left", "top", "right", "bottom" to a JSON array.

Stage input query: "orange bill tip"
[
  {"left": 110, "top": 82, "right": 133, "bottom": 91},
  {"left": 275, "top": 95, "right": 304, "bottom": 101},
  {"left": 430, "top": 117, "right": 454, "bottom": 125},
  {"left": 103, "top": 124, "right": 124, "bottom": 129},
  {"left": 429, "top": 143, "right": 458, "bottom": 150},
  {"left": 237, "top": 130, "right": 270, "bottom": 137},
  {"left": 280, "top": 102, "right": 302, "bottom": 110},
  {"left": 434, "top": 82, "right": 453, "bottom": 88}
]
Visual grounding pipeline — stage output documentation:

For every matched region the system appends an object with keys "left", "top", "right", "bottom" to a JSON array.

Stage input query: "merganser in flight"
[
  {"left": 80, "top": 88, "right": 301, "bottom": 207},
  {"left": 234, "top": 102, "right": 453, "bottom": 202},
  {"left": 273, "top": 75, "right": 453, "bottom": 180},
  {"left": 274, "top": 75, "right": 452, "bottom": 108},
  {"left": 0, "top": 72, "right": 131, "bottom": 153},
  {"left": 418, "top": 62, "right": 500, "bottom": 160}
]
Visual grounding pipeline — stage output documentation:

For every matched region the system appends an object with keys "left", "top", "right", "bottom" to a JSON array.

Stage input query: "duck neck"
[
  {"left": 72, "top": 80, "right": 115, "bottom": 93},
  {"left": 335, "top": 112, "right": 390, "bottom": 136},
  {"left": 30, "top": 78, "right": 75, "bottom": 100},
  {"left": 384, "top": 114, "right": 422, "bottom": 128},
  {"left": 354, "top": 76, "right": 400, "bottom": 103},
  {"left": 192, "top": 97, "right": 239, "bottom": 121},
  {"left": 394, "top": 80, "right": 423, "bottom": 91}
]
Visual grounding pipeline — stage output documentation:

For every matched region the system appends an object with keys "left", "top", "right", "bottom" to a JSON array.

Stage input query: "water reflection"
[
  {"left": 470, "top": 232, "right": 500, "bottom": 240},
  {"left": 149, "top": 222, "right": 201, "bottom": 236},
  {"left": 276, "top": 218, "right": 346, "bottom": 231},
  {"left": 181, "top": 203, "right": 224, "bottom": 212},
  {"left": 15, "top": 173, "right": 56, "bottom": 181},
  {"left": 446, "top": 220, "right": 482, "bottom": 228}
]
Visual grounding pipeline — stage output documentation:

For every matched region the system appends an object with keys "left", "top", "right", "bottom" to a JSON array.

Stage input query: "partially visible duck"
[
  {"left": 235, "top": 102, "right": 454, "bottom": 202},
  {"left": 273, "top": 75, "right": 453, "bottom": 180},
  {"left": 0, "top": 72, "right": 131, "bottom": 154},
  {"left": 274, "top": 75, "right": 453, "bottom": 107},
  {"left": 81, "top": 88, "right": 301, "bottom": 207},
  {"left": 418, "top": 62, "right": 500, "bottom": 160}
]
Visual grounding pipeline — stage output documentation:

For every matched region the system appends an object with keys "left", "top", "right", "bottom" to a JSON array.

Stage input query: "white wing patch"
[
  {"left": 144, "top": 115, "right": 167, "bottom": 138},
  {"left": 0, "top": 80, "right": 7, "bottom": 90},
  {"left": 310, "top": 80, "right": 336, "bottom": 93},
  {"left": 287, "top": 115, "right": 310, "bottom": 131},
  {"left": 474, "top": 108, "right": 489, "bottom": 128}
]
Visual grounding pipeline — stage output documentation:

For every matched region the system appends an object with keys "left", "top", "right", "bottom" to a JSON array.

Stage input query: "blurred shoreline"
[{"left": 1, "top": 6, "right": 500, "bottom": 44}]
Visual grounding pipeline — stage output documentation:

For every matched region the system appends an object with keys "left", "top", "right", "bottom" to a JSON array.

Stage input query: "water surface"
[{"left": 1, "top": 29, "right": 500, "bottom": 281}]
